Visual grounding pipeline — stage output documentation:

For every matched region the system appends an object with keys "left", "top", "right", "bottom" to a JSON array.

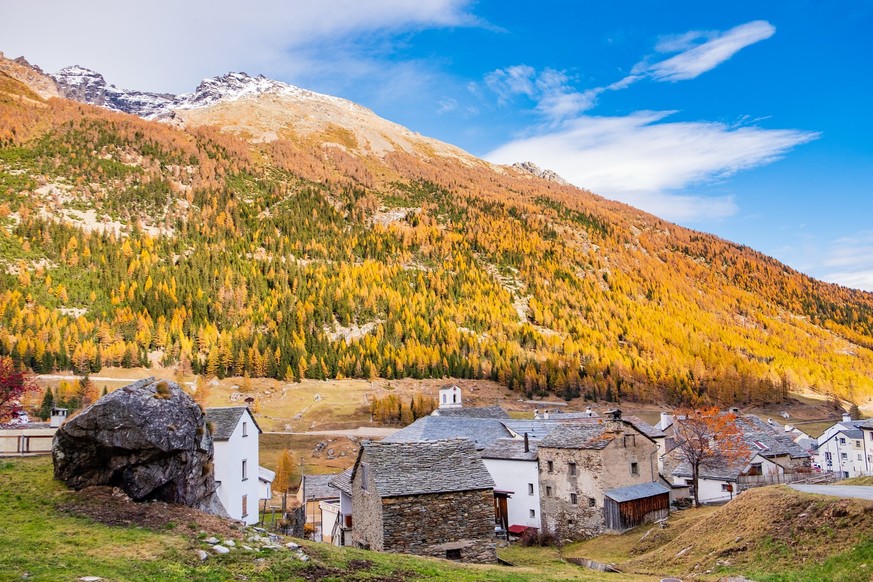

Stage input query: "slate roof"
[
  {"left": 605, "top": 482, "right": 670, "bottom": 503},
  {"left": 736, "top": 415, "right": 810, "bottom": 458},
  {"left": 539, "top": 423, "right": 614, "bottom": 449},
  {"left": 671, "top": 457, "right": 751, "bottom": 481},
  {"left": 382, "top": 416, "right": 512, "bottom": 449},
  {"left": 480, "top": 438, "right": 538, "bottom": 461},
  {"left": 328, "top": 468, "right": 353, "bottom": 496},
  {"left": 301, "top": 473, "right": 340, "bottom": 501},
  {"left": 354, "top": 438, "right": 494, "bottom": 497},
  {"left": 431, "top": 406, "right": 510, "bottom": 419},
  {"left": 259, "top": 466, "right": 276, "bottom": 483},
  {"left": 623, "top": 416, "right": 665, "bottom": 439},
  {"left": 206, "top": 407, "right": 262, "bottom": 440},
  {"left": 834, "top": 427, "right": 863, "bottom": 439},
  {"left": 501, "top": 419, "right": 563, "bottom": 440}
]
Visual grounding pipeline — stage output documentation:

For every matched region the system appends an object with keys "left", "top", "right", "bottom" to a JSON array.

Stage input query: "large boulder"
[{"left": 53, "top": 377, "right": 226, "bottom": 516}]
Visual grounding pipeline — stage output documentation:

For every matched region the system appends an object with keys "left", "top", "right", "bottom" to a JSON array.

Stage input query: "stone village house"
[
  {"left": 537, "top": 411, "right": 667, "bottom": 540},
  {"left": 350, "top": 438, "right": 497, "bottom": 563}
]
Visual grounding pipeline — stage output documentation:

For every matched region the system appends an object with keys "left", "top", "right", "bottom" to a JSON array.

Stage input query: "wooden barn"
[{"left": 603, "top": 482, "right": 670, "bottom": 532}]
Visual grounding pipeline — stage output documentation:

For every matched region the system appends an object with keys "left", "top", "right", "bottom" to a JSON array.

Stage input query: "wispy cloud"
[
  {"left": 484, "top": 65, "right": 600, "bottom": 122},
  {"left": 820, "top": 232, "right": 873, "bottom": 291},
  {"left": 485, "top": 111, "right": 818, "bottom": 222},
  {"left": 481, "top": 20, "right": 776, "bottom": 125},
  {"left": 480, "top": 20, "right": 800, "bottom": 222},
  {"left": 643, "top": 20, "right": 776, "bottom": 82},
  {"left": 0, "top": 0, "right": 479, "bottom": 93}
]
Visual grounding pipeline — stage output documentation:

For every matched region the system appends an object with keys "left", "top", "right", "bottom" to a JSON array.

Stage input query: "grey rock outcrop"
[
  {"left": 512, "top": 161, "right": 570, "bottom": 186},
  {"left": 53, "top": 377, "right": 226, "bottom": 516},
  {"left": 51, "top": 66, "right": 175, "bottom": 118}
]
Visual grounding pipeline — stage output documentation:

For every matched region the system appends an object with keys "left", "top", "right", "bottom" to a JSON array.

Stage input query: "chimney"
[
  {"left": 785, "top": 425, "right": 793, "bottom": 432},
  {"left": 524, "top": 432, "right": 530, "bottom": 453},
  {"left": 729, "top": 407, "right": 741, "bottom": 414},
  {"left": 585, "top": 406, "right": 593, "bottom": 417},
  {"left": 660, "top": 411, "right": 671, "bottom": 428},
  {"left": 843, "top": 412, "right": 852, "bottom": 423},
  {"left": 543, "top": 410, "right": 549, "bottom": 420}
]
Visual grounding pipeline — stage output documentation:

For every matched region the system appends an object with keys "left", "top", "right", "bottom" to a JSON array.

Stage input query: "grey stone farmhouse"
[
  {"left": 349, "top": 438, "right": 497, "bottom": 563},
  {"left": 537, "top": 412, "right": 664, "bottom": 540}
]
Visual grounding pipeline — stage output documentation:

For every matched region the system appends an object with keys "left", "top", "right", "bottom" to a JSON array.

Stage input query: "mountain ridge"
[{"left": 1, "top": 51, "right": 872, "bottom": 406}]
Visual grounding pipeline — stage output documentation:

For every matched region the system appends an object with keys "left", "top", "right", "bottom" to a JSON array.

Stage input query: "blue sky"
[{"left": 2, "top": 0, "right": 872, "bottom": 289}]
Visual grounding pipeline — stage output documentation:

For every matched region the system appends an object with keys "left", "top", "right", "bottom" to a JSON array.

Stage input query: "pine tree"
[{"left": 38, "top": 387, "right": 54, "bottom": 420}]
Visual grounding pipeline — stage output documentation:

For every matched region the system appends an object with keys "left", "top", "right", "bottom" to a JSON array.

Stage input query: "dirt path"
[
  {"left": 790, "top": 484, "right": 873, "bottom": 500},
  {"left": 37, "top": 374, "right": 146, "bottom": 382},
  {"left": 263, "top": 427, "right": 399, "bottom": 438}
]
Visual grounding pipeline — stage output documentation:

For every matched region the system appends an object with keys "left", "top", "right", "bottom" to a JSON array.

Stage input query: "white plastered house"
[{"left": 207, "top": 407, "right": 266, "bottom": 525}]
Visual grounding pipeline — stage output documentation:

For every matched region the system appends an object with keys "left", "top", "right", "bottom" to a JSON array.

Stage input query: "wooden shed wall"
[{"left": 604, "top": 493, "right": 669, "bottom": 531}]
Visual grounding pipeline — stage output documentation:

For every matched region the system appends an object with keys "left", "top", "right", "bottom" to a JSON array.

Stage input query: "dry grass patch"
[{"left": 622, "top": 486, "right": 873, "bottom": 578}]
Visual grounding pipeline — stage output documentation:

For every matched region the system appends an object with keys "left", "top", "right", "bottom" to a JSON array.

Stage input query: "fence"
[
  {"left": 738, "top": 471, "right": 810, "bottom": 489},
  {"left": 0, "top": 433, "right": 55, "bottom": 456}
]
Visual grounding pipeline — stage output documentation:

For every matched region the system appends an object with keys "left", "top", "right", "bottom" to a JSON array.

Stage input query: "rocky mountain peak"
[
  {"left": 0, "top": 52, "right": 60, "bottom": 99},
  {"left": 512, "top": 161, "right": 570, "bottom": 186},
  {"left": 51, "top": 66, "right": 175, "bottom": 119}
]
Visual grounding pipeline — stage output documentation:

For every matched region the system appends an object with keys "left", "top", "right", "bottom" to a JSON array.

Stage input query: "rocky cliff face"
[
  {"left": 512, "top": 161, "right": 570, "bottom": 186},
  {"left": 52, "top": 377, "right": 226, "bottom": 517},
  {"left": 52, "top": 66, "right": 174, "bottom": 118},
  {"left": 0, "top": 51, "right": 60, "bottom": 99}
]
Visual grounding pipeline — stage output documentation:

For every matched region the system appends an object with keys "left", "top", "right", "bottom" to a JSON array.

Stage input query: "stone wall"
[
  {"left": 350, "top": 461, "right": 384, "bottom": 551},
  {"left": 381, "top": 488, "right": 496, "bottom": 563},
  {"left": 539, "top": 427, "right": 658, "bottom": 541}
]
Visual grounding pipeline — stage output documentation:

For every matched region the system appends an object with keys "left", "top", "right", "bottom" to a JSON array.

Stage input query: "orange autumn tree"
[{"left": 673, "top": 406, "right": 749, "bottom": 507}]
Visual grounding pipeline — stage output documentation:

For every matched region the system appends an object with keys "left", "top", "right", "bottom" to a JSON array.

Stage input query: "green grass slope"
[{"left": 0, "top": 456, "right": 640, "bottom": 582}]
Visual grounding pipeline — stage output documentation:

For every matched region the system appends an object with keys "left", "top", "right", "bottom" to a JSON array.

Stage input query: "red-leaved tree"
[
  {"left": 0, "top": 357, "right": 36, "bottom": 423},
  {"left": 673, "top": 406, "right": 750, "bottom": 507}
]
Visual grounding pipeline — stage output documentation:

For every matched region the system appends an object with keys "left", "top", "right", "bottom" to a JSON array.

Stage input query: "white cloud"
[
  {"left": 484, "top": 65, "right": 538, "bottom": 103},
  {"left": 820, "top": 232, "right": 873, "bottom": 291},
  {"left": 645, "top": 21, "right": 776, "bottom": 82},
  {"left": 482, "top": 20, "right": 776, "bottom": 125},
  {"left": 0, "top": 0, "right": 477, "bottom": 93},
  {"left": 484, "top": 65, "right": 599, "bottom": 121},
  {"left": 485, "top": 111, "right": 817, "bottom": 222}
]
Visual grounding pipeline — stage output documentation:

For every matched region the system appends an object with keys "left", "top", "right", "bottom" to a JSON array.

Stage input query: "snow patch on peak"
[{"left": 173, "top": 71, "right": 366, "bottom": 114}]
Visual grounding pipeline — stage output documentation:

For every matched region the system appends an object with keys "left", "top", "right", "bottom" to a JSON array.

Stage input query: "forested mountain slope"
[{"left": 2, "top": 57, "right": 873, "bottom": 406}]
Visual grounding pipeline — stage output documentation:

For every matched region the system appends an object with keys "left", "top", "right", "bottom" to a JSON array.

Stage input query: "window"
[
  {"left": 588, "top": 497, "right": 596, "bottom": 508},
  {"left": 721, "top": 484, "right": 731, "bottom": 492},
  {"left": 547, "top": 460, "right": 554, "bottom": 473},
  {"left": 570, "top": 493, "right": 578, "bottom": 505},
  {"left": 546, "top": 486, "right": 552, "bottom": 497},
  {"left": 528, "top": 483, "right": 534, "bottom": 496},
  {"left": 361, "top": 463, "right": 369, "bottom": 491},
  {"left": 825, "top": 452, "right": 833, "bottom": 461},
  {"left": 446, "top": 549, "right": 462, "bottom": 560},
  {"left": 241, "top": 494, "right": 248, "bottom": 517},
  {"left": 568, "top": 462, "right": 577, "bottom": 476},
  {"left": 840, "top": 437, "right": 846, "bottom": 445},
  {"left": 631, "top": 462, "right": 639, "bottom": 476},
  {"left": 623, "top": 434, "right": 636, "bottom": 447},
  {"left": 529, "top": 509, "right": 536, "bottom": 518},
  {"left": 841, "top": 452, "right": 848, "bottom": 460},
  {"left": 859, "top": 454, "right": 863, "bottom": 461},
  {"left": 242, "top": 421, "right": 248, "bottom": 437},
  {"left": 242, "top": 459, "right": 248, "bottom": 481},
  {"left": 857, "top": 441, "right": 862, "bottom": 448}
]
